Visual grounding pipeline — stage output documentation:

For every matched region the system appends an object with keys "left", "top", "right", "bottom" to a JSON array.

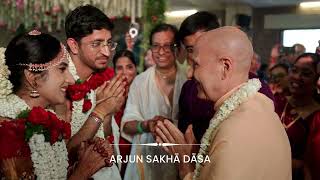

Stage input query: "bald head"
[
  {"left": 197, "top": 26, "right": 253, "bottom": 75},
  {"left": 193, "top": 26, "right": 254, "bottom": 102}
]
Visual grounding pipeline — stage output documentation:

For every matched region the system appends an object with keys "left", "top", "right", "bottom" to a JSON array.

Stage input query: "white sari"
[{"left": 121, "top": 65, "right": 187, "bottom": 180}]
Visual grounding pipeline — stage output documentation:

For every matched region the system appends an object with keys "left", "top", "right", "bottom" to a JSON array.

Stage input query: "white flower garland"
[
  {"left": 193, "top": 79, "right": 261, "bottom": 179},
  {"left": 0, "top": 94, "right": 29, "bottom": 119},
  {"left": 67, "top": 54, "right": 104, "bottom": 138},
  {"left": 0, "top": 47, "right": 13, "bottom": 99},
  {"left": 0, "top": 95, "right": 69, "bottom": 180},
  {"left": 0, "top": 47, "right": 68, "bottom": 179},
  {"left": 29, "top": 135, "right": 68, "bottom": 180}
]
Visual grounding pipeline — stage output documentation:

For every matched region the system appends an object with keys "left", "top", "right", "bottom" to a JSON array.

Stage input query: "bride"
[{"left": 0, "top": 30, "right": 114, "bottom": 179}]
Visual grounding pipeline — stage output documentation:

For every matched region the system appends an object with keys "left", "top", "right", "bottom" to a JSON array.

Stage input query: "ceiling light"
[
  {"left": 165, "top": 9, "right": 198, "bottom": 17},
  {"left": 300, "top": 1, "right": 320, "bottom": 8}
]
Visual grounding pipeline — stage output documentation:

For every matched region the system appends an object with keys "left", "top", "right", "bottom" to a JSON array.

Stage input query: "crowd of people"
[{"left": 0, "top": 4, "right": 319, "bottom": 180}]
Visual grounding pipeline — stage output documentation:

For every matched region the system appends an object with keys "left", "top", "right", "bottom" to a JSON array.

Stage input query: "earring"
[{"left": 30, "top": 89, "right": 40, "bottom": 98}]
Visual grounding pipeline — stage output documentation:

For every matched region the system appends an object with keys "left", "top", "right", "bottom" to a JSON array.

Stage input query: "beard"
[{"left": 78, "top": 50, "right": 110, "bottom": 72}]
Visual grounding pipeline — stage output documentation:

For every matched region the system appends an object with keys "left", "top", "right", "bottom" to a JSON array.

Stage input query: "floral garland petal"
[{"left": 193, "top": 79, "right": 261, "bottom": 180}]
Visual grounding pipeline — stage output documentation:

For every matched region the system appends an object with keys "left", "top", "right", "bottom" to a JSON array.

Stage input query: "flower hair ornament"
[{"left": 17, "top": 44, "right": 67, "bottom": 72}]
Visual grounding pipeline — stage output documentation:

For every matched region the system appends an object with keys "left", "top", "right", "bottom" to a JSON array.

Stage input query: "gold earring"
[{"left": 30, "top": 89, "right": 40, "bottom": 98}]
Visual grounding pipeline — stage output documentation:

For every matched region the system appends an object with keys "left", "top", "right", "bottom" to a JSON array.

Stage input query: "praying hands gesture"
[
  {"left": 154, "top": 120, "right": 198, "bottom": 179},
  {"left": 94, "top": 74, "right": 127, "bottom": 119}
]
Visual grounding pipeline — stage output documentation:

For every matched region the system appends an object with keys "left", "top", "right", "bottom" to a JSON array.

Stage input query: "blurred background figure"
[
  {"left": 269, "top": 62, "right": 290, "bottom": 95},
  {"left": 250, "top": 52, "right": 261, "bottom": 75},
  {"left": 269, "top": 43, "right": 306, "bottom": 67},
  {"left": 286, "top": 43, "right": 306, "bottom": 64},
  {"left": 143, "top": 49, "right": 155, "bottom": 70}
]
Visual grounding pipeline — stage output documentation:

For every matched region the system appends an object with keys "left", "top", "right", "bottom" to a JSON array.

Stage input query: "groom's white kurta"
[{"left": 121, "top": 65, "right": 187, "bottom": 180}]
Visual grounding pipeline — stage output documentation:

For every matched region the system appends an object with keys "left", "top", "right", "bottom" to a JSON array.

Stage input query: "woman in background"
[
  {"left": 269, "top": 62, "right": 291, "bottom": 115},
  {"left": 303, "top": 57, "right": 320, "bottom": 180},
  {"left": 275, "top": 53, "right": 320, "bottom": 180},
  {"left": 111, "top": 49, "right": 137, "bottom": 177}
]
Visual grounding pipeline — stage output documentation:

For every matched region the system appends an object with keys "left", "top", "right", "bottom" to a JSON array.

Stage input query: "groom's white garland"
[
  {"left": 67, "top": 54, "right": 104, "bottom": 138},
  {"left": 0, "top": 47, "right": 68, "bottom": 179},
  {"left": 193, "top": 79, "right": 261, "bottom": 179}
]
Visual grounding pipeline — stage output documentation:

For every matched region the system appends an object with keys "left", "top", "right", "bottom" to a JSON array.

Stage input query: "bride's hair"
[{"left": 5, "top": 32, "right": 61, "bottom": 93}]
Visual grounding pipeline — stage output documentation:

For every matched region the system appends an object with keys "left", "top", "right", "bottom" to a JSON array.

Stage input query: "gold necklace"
[
  {"left": 155, "top": 67, "right": 176, "bottom": 79},
  {"left": 280, "top": 102, "right": 301, "bottom": 130}
]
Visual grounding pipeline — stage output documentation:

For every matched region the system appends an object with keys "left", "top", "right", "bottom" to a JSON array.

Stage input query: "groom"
[
  {"left": 64, "top": 5, "right": 124, "bottom": 179},
  {"left": 155, "top": 27, "right": 291, "bottom": 180}
]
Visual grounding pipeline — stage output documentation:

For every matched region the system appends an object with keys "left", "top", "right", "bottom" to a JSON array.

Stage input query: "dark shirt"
[{"left": 178, "top": 72, "right": 275, "bottom": 142}]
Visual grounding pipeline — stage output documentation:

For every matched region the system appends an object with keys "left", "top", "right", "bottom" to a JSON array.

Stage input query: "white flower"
[
  {"left": 193, "top": 79, "right": 261, "bottom": 180},
  {"left": 0, "top": 94, "right": 29, "bottom": 119},
  {"left": 29, "top": 132, "right": 68, "bottom": 180},
  {"left": 0, "top": 47, "right": 13, "bottom": 99}
]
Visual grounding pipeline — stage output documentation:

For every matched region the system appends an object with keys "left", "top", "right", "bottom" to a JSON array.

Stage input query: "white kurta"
[{"left": 121, "top": 66, "right": 187, "bottom": 180}]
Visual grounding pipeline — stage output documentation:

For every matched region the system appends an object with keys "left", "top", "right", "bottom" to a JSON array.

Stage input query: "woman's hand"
[{"left": 71, "top": 137, "right": 114, "bottom": 179}]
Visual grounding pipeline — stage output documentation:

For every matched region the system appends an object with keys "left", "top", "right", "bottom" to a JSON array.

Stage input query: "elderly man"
[
  {"left": 121, "top": 23, "right": 187, "bottom": 180},
  {"left": 155, "top": 26, "right": 291, "bottom": 180},
  {"left": 177, "top": 11, "right": 274, "bottom": 143}
]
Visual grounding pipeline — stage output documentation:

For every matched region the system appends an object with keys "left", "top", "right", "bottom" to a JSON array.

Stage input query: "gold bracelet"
[
  {"left": 89, "top": 112, "right": 103, "bottom": 124},
  {"left": 92, "top": 108, "right": 105, "bottom": 120}
]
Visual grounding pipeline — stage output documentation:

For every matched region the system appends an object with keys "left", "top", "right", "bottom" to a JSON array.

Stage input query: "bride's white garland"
[
  {"left": 29, "top": 135, "right": 68, "bottom": 180},
  {"left": 67, "top": 54, "right": 104, "bottom": 138},
  {"left": 0, "top": 47, "right": 68, "bottom": 179},
  {"left": 193, "top": 79, "right": 261, "bottom": 180},
  {"left": 0, "top": 48, "right": 13, "bottom": 99}
]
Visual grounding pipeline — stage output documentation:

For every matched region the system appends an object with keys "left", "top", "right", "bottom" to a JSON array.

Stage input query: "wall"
[
  {"left": 0, "top": 18, "right": 132, "bottom": 48},
  {"left": 252, "top": 6, "right": 320, "bottom": 64}
]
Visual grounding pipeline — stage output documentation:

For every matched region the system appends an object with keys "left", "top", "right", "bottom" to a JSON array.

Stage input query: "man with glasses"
[
  {"left": 64, "top": 5, "right": 124, "bottom": 180},
  {"left": 121, "top": 23, "right": 187, "bottom": 180}
]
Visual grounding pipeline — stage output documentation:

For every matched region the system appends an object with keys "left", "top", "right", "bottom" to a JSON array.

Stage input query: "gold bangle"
[
  {"left": 92, "top": 109, "right": 105, "bottom": 120},
  {"left": 89, "top": 112, "right": 103, "bottom": 124}
]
